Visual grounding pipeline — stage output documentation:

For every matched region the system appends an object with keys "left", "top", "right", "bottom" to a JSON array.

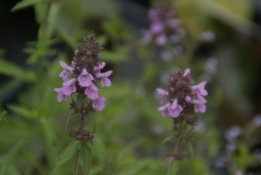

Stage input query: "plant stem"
[{"left": 79, "top": 114, "right": 84, "bottom": 132}]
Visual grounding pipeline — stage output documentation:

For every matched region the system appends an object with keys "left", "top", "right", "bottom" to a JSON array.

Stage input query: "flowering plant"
[
  {"left": 53, "top": 33, "right": 112, "bottom": 174},
  {"left": 157, "top": 68, "right": 207, "bottom": 160}
]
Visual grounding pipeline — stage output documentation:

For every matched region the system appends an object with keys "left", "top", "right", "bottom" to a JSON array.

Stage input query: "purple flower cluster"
[
  {"left": 54, "top": 34, "right": 112, "bottom": 111},
  {"left": 157, "top": 68, "right": 207, "bottom": 118},
  {"left": 141, "top": 5, "right": 183, "bottom": 47}
]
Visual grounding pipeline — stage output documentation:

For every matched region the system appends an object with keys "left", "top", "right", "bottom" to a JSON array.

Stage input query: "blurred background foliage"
[{"left": 0, "top": 0, "right": 261, "bottom": 174}]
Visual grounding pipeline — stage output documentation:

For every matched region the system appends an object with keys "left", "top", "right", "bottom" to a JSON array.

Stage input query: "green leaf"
[
  {"left": 45, "top": 3, "right": 59, "bottom": 41},
  {"left": 33, "top": 0, "right": 47, "bottom": 24},
  {"left": 161, "top": 135, "right": 174, "bottom": 145},
  {"left": 115, "top": 147, "right": 129, "bottom": 163},
  {"left": 0, "top": 111, "right": 7, "bottom": 122},
  {"left": 26, "top": 50, "right": 39, "bottom": 64},
  {"left": 11, "top": 0, "right": 46, "bottom": 12},
  {"left": 7, "top": 104, "right": 33, "bottom": 119},
  {"left": 100, "top": 46, "right": 128, "bottom": 63},
  {"left": 167, "top": 161, "right": 180, "bottom": 175},
  {"left": 92, "top": 135, "right": 105, "bottom": 164},
  {"left": 0, "top": 79, "right": 22, "bottom": 100},
  {"left": 41, "top": 117, "right": 56, "bottom": 167},
  {"left": 89, "top": 166, "right": 104, "bottom": 175},
  {"left": 116, "top": 159, "right": 152, "bottom": 175},
  {"left": 81, "top": 143, "right": 92, "bottom": 175},
  {"left": 53, "top": 141, "right": 81, "bottom": 174},
  {"left": 0, "top": 142, "right": 23, "bottom": 175},
  {"left": 0, "top": 59, "right": 35, "bottom": 81}
]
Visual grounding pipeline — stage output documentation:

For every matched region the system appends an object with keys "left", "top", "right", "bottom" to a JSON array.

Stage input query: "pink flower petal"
[{"left": 101, "top": 77, "right": 111, "bottom": 87}]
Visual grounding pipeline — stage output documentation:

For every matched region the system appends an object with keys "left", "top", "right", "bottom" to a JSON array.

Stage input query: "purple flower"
[
  {"left": 93, "top": 62, "right": 106, "bottom": 72},
  {"left": 96, "top": 70, "right": 113, "bottom": 87},
  {"left": 92, "top": 97, "right": 106, "bottom": 111},
  {"left": 150, "top": 21, "right": 164, "bottom": 34},
  {"left": 236, "top": 171, "right": 243, "bottom": 175},
  {"left": 77, "top": 68, "right": 94, "bottom": 87},
  {"left": 54, "top": 33, "right": 112, "bottom": 112},
  {"left": 54, "top": 88, "right": 67, "bottom": 102},
  {"left": 192, "top": 81, "right": 208, "bottom": 96},
  {"left": 157, "top": 98, "right": 183, "bottom": 118},
  {"left": 59, "top": 70, "right": 69, "bottom": 81},
  {"left": 157, "top": 68, "right": 208, "bottom": 118},
  {"left": 169, "top": 98, "right": 183, "bottom": 118},
  {"left": 183, "top": 68, "right": 190, "bottom": 76},
  {"left": 59, "top": 61, "right": 74, "bottom": 80},
  {"left": 72, "top": 61, "right": 77, "bottom": 67},
  {"left": 166, "top": 19, "right": 181, "bottom": 30},
  {"left": 62, "top": 78, "right": 77, "bottom": 95},
  {"left": 186, "top": 95, "right": 207, "bottom": 113},
  {"left": 156, "top": 88, "right": 169, "bottom": 104},
  {"left": 85, "top": 83, "right": 99, "bottom": 100},
  {"left": 194, "top": 98, "right": 207, "bottom": 113},
  {"left": 158, "top": 103, "right": 170, "bottom": 117},
  {"left": 141, "top": 5, "right": 183, "bottom": 51},
  {"left": 155, "top": 34, "right": 167, "bottom": 46},
  {"left": 60, "top": 61, "right": 74, "bottom": 72}
]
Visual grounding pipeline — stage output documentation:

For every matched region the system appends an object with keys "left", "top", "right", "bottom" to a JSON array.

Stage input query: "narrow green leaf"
[
  {"left": 41, "top": 117, "right": 56, "bottom": 167},
  {"left": 0, "top": 59, "right": 35, "bottom": 81},
  {"left": 100, "top": 46, "right": 128, "bottom": 63},
  {"left": 115, "top": 147, "right": 129, "bottom": 163},
  {"left": 161, "top": 135, "right": 174, "bottom": 145},
  {"left": 81, "top": 143, "right": 92, "bottom": 175},
  {"left": 53, "top": 141, "right": 81, "bottom": 174},
  {"left": 167, "top": 161, "right": 180, "bottom": 175},
  {"left": 0, "top": 142, "right": 23, "bottom": 175},
  {"left": 89, "top": 166, "right": 104, "bottom": 175},
  {"left": 7, "top": 104, "right": 33, "bottom": 119},
  {"left": 11, "top": 0, "right": 45, "bottom": 12},
  {"left": 45, "top": 3, "right": 59, "bottom": 41},
  {"left": 33, "top": 0, "right": 47, "bottom": 24},
  {"left": 26, "top": 50, "right": 38, "bottom": 64},
  {"left": 0, "top": 79, "right": 22, "bottom": 99},
  {"left": 116, "top": 159, "right": 152, "bottom": 175},
  {"left": 92, "top": 135, "right": 105, "bottom": 164},
  {"left": 0, "top": 111, "right": 7, "bottom": 122}
]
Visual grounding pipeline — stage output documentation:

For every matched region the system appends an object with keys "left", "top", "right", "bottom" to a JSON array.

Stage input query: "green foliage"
[
  {"left": 0, "top": 111, "right": 7, "bottom": 122},
  {"left": 1, "top": 0, "right": 259, "bottom": 174},
  {"left": 232, "top": 144, "right": 255, "bottom": 170},
  {"left": 116, "top": 159, "right": 153, "bottom": 175},
  {"left": 0, "top": 59, "right": 35, "bottom": 81},
  {"left": 53, "top": 141, "right": 81, "bottom": 174},
  {"left": 167, "top": 161, "right": 180, "bottom": 175},
  {"left": 81, "top": 143, "right": 92, "bottom": 175},
  {"left": 0, "top": 142, "right": 23, "bottom": 175},
  {"left": 11, "top": 0, "right": 46, "bottom": 12}
]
